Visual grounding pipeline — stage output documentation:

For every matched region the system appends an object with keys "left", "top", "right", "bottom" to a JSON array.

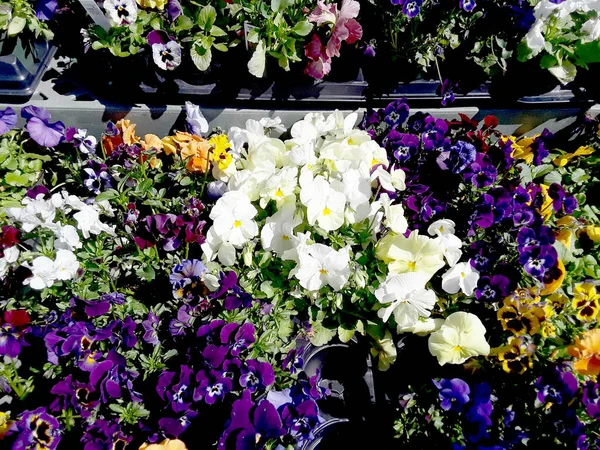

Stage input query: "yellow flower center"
[
  {"left": 282, "top": 235, "right": 289, "bottom": 241},
  {"left": 408, "top": 261, "right": 416, "bottom": 271},
  {"left": 320, "top": 269, "right": 328, "bottom": 275},
  {"left": 234, "top": 220, "right": 242, "bottom": 228},
  {"left": 460, "top": 272, "right": 466, "bottom": 278},
  {"left": 453, "top": 345, "right": 463, "bottom": 352},
  {"left": 322, "top": 207, "right": 331, "bottom": 216},
  {"left": 275, "top": 189, "right": 284, "bottom": 198}
]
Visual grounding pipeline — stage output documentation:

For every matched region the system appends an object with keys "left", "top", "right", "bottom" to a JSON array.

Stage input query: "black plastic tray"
[{"left": 0, "top": 39, "right": 56, "bottom": 99}]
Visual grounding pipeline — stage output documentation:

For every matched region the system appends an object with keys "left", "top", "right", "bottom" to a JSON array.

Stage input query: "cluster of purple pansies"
[
  {"left": 0, "top": 262, "right": 325, "bottom": 449},
  {"left": 132, "top": 199, "right": 206, "bottom": 251},
  {"left": 361, "top": 100, "right": 573, "bottom": 301}
]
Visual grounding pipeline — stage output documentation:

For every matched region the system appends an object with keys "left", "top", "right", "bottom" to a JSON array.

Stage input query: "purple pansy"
[
  {"left": 583, "top": 381, "right": 600, "bottom": 419},
  {"left": 475, "top": 274, "right": 511, "bottom": 302},
  {"left": 518, "top": 244, "right": 557, "bottom": 279},
  {"left": 535, "top": 367, "right": 578, "bottom": 406},
  {"left": 219, "top": 390, "right": 284, "bottom": 450},
  {"left": 9, "top": 407, "right": 62, "bottom": 450},
  {"left": 220, "top": 322, "right": 256, "bottom": 356},
  {"left": 548, "top": 183, "right": 578, "bottom": 214},
  {"left": 463, "top": 153, "right": 498, "bottom": 188},
  {"left": 433, "top": 378, "right": 471, "bottom": 412},
  {"left": 240, "top": 360, "right": 276, "bottom": 392},
  {"left": 0, "top": 107, "right": 17, "bottom": 134},
  {"left": 437, "top": 140, "right": 477, "bottom": 174},
  {"left": 142, "top": 311, "right": 160, "bottom": 345},
  {"left": 0, "top": 324, "right": 23, "bottom": 357},
  {"left": 21, "top": 106, "right": 65, "bottom": 147},
  {"left": 516, "top": 225, "right": 555, "bottom": 249},
  {"left": 147, "top": 30, "right": 182, "bottom": 71},
  {"left": 385, "top": 131, "right": 420, "bottom": 163},
  {"left": 167, "top": 0, "right": 183, "bottom": 21},
  {"left": 402, "top": 0, "right": 422, "bottom": 18},
  {"left": 460, "top": 0, "right": 476, "bottom": 12},
  {"left": 81, "top": 419, "right": 131, "bottom": 450},
  {"left": 382, "top": 99, "right": 409, "bottom": 128},
  {"left": 211, "top": 271, "right": 254, "bottom": 311},
  {"left": 170, "top": 259, "right": 207, "bottom": 290}
]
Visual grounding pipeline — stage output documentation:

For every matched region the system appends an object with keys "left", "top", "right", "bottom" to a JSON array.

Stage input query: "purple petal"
[
  {"left": 35, "top": 0, "right": 58, "bottom": 20},
  {"left": 0, "top": 107, "right": 17, "bottom": 134},
  {"left": 27, "top": 117, "right": 65, "bottom": 147},
  {"left": 21, "top": 105, "right": 52, "bottom": 121}
]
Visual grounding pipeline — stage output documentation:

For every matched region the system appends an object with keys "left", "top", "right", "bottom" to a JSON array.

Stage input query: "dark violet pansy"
[
  {"left": 84, "top": 161, "right": 112, "bottom": 195},
  {"left": 21, "top": 106, "right": 65, "bottom": 147},
  {"left": 535, "top": 367, "right": 578, "bottom": 406},
  {"left": 35, "top": 0, "right": 57, "bottom": 20},
  {"left": 240, "top": 360, "right": 276, "bottom": 392},
  {"left": 168, "top": 0, "right": 183, "bottom": 21},
  {"left": 463, "top": 153, "right": 497, "bottom": 188},
  {"left": 219, "top": 390, "right": 284, "bottom": 450},
  {"left": 465, "top": 382, "right": 493, "bottom": 427},
  {"left": 583, "top": 381, "right": 600, "bottom": 420},
  {"left": 0, "top": 107, "right": 17, "bottom": 135},
  {"left": 147, "top": 30, "right": 182, "bottom": 71},
  {"left": 382, "top": 99, "right": 410, "bottom": 128},
  {"left": 0, "top": 324, "right": 23, "bottom": 357},
  {"left": 548, "top": 182, "right": 578, "bottom": 214},
  {"left": 433, "top": 378, "right": 470, "bottom": 412},
  {"left": 516, "top": 225, "right": 555, "bottom": 250},
  {"left": 475, "top": 275, "right": 511, "bottom": 302},
  {"left": 9, "top": 407, "right": 62, "bottom": 450},
  {"left": 437, "top": 140, "right": 476, "bottom": 174},
  {"left": 518, "top": 244, "right": 557, "bottom": 279},
  {"left": 170, "top": 259, "right": 207, "bottom": 290},
  {"left": 142, "top": 311, "right": 160, "bottom": 345},
  {"left": 439, "top": 79, "right": 456, "bottom": 106},
  {"left": 81, "top": 418, "right": 131, "bottom": 450}
]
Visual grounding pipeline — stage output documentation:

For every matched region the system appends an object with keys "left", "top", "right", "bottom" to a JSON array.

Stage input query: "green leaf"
[
  {"left": 95, "top": 189, "right": 119, "bottom": 202},
  {"left": 210, "top": 25, "right": 227, "bottom": 37},
  {"left": 338, "top": 326, "right": 355, "bottom": 344},
  {"left": 7, "top": 16, "right": 26, "bottom": 36},
  {"left": 543, "top": 171, "right": 562, "bottom": 185},
  {"left": 5, "top": 171, "right": 31, "bottom": 186},
  {"left": 292, "top": 20, "right": 313, "bottom": 36},
  {"left": 213, "top": 43, "right": 228, "bottom": 52},
  {"left": 572, "top": 168, "right": 589, "bottom": 183},
  {"left": 197, "top": 5, "right": 216, "bottom": 32},
  {"left": 190, "top": 41, "right": 212, "bottom": 71},
  {"left": 309, "top": 321, "right": 336, "bottom": 346},
  {"left": 180, "top": 176, "right": 193, "bottom": 186}
]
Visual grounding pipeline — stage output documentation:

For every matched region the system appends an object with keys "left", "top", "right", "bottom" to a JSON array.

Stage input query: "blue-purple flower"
[
  {"left": 518, "top": 245, "right": 557, "bottom": 278},
  {"left": 475, "top": 275, "right": 511, "bottom": 302},
  {"left": 460, "top": 0, "right": 476, "bottom": 12},
  {"left": 402, "top": 0, "right": 422, "bottom": 18},
  {"left": 433, "top": 378, "right": 471, "bottom": 412},
  {"left": 9, "top": 407, "right": 62, "bottom": 450},
  {"left": 21, "top": 106, "right": 65, "bottom": 148},
  {"left": 0, "top": 107, "right": 17, "bottom": 135}
]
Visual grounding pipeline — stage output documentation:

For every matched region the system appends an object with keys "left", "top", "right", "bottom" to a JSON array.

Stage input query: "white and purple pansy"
[
  {"left": 147, "top": 30, "right": 182, "bottom": 71},
  {"left": 103, "top": 0, "right": 138, "bottom": 27}
]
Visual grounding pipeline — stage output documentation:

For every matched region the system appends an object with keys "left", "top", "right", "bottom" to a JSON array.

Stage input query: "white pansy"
[
  {"left": 380, "top": 194, "right": 408, "bottom": 234},
  {"left": 428, "top": 312, "right": 491, "bottom": 365},
  {"left": 376, "top": 272, "right": 437, "bottom": 330},
  {"left": 73, "top": 205, "right": 115, "bottom": 239},
  {"left": 228, "top": 169, "right": 271, "bottom": 202},
  {"left": 103, "top": 0, "right": 138, "bottom": 26},
  {"left": 201, "top": 227, "right": 237, "bottom": 266},
  {"left": 209, "top": 191, "right": 258, "bottom": 247},
  {"left": 0, "top": 258, "right": 7, "bottom": 278},
  {"left": 261, "top": 204, "right": 303, "bottom": 257},
  {"left": 377, "top": 230, "right": 446, "bottom": 281},
  {"left": 259, "top": 167, "right": 298, "bottom": 208},
  {"left": 428, "top": 219, "right": 456, "bottom": 237},
  {"left": 302, "top": 112, "right": 337, "bottom": 135},
  {"left": 434, "top": 234, "right": 463, "bottom": 267},
  {"left": 7, "top": 197, "right": 56, "bottom": 232},
  {"left": 300, "top": 173, "right": 346, "bottom": 231},
  {"left": 294, "top": 243, "right": 350, "bottom": 291},
  {"left": 53, "top": 250, "right": 79, "bottom": 281},
  {"left": 332, "top": 166, "right": 372, "bottom": 224},
  {"left": 259, "top": 117, "right": 286, "bottom": 134},
  {"left": 281, "top": 232, "right": 311, "bottom": 263},
  {"left": 3, "top": 246, "right": 19, "bottom": 264},
  {"left": 441, "top": 261, "right": 480, "bottom": 296},
  {"left": 371, "top": 165, "right": 406, "bottom": 192},
  {"left": 23, "top": 256, "right": 56, "bottom": 290},
  {"left": 245, "top": 138, "right": 287, "bottom": 173},
  {"left": 54, "top": 225, "right": 81, "bottom": 251}
]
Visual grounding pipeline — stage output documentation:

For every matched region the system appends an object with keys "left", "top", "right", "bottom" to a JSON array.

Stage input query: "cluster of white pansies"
[
  {"left": 4, "top": 190, "right": 116, "bottom": 289},
  {"left": 0, "top": 246, "right": 19, "bottom": 278},
  {"left": 202, "top": 111, "right": 395, "bottom": 290},
  {"left": 201, "top": 111, "right": 491, "bottom": 368}
]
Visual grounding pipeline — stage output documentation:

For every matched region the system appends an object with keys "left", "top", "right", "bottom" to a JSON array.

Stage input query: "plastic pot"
[{"left": 0, "top": 35, "right": 56, "bottom": 100}]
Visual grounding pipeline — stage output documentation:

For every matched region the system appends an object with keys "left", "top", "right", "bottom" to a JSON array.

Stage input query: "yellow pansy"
[
  {"left": 537, "top": 184, "right": 554, "bottom": 221},
  {"left": 494, "top": 336, "right": 535, "bottom": 375},
  {"left": 209, "top": 135, "right": 233, "bottom": 170},
  {"left": 161, "top": 136, "right": 178, "bottom": 156},
  {"left": 136, "top": 0, "right": 168, "bottom": 10},
  {"left": 552, "top": 146, "right": 595, "bottom": 167},
  {"left": 586, "top": 225, "right": 600, "bottom": 244},
  {"left": 0, "top": 412, "right": 10, "bottom": 439},
  {"left": 571, "top": 282, "right": 600, "bottom": 322},
  {"left": 508, "top": 135, "right": 538, "bottom": 164}
]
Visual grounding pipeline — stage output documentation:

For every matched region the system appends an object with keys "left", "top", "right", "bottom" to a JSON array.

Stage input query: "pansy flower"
[
  {"left": 103, "top": 0, "right": 138, "bottom": 26},
  {"left": 460, "top": 0, "right": 476, "bottom": 12},
  {"left": 433, "top": 378, "right": 471, "bottom": 412},
  {"left": 402, "top": 0, "right": 422, "bottom": 18},
  {"left": 148, "top": 30, "right": 182, "bottom": 71},
  {"left": 240, "top": 360, "right": 275, "bottom": 392},
  {"left": 475, "top": 275, "right": 511, "bottom": 302},
  {"left": 571, "top": 283, "right": 600, "bottom": 322},
  {"left": 494, "top": 336, "right": 534, "bottom": 374},
  {"left": 0, "top": 107, "right": 17, "bottom": 135},
  {"left": 21, "top": 106, "right": 65, "bottom": 147},
  {"left": 9, "top": 407, "right": 62, "bottom": 450},
  {"left": 35, "top": 0, "right": 58, "bottom": 20},
  {"left": 518, "top": 244, "right": 557, "bottom": 279}
]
